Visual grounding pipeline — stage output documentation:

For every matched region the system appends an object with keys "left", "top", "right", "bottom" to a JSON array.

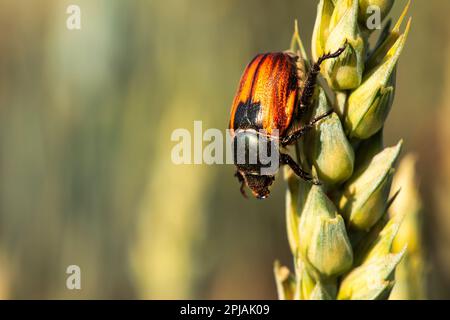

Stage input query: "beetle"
[{"left": 229, "top": 46, "right": 346, "bottom": 199}]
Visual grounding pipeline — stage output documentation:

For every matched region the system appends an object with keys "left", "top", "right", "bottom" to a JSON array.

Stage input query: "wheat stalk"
[
  {"left": 389, "top": 154, "right": 425, "bottom": 300},
  {"left": 274, "top": 0, "right": 414, "bottom": 300}
]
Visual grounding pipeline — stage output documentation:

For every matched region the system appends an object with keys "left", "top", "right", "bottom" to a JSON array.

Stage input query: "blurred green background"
[{"left": 0, "top": 0, "right": 449, "bottom": 299}]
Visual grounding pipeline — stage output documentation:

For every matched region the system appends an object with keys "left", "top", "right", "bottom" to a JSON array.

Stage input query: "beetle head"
[{"left": 242, "top": 173, "right": 275, "bottom": 199}]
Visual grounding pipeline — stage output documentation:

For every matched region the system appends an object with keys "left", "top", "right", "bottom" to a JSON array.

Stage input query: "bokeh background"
[{"left": 0, "top": 0, "right": 449, "bottom": 299}]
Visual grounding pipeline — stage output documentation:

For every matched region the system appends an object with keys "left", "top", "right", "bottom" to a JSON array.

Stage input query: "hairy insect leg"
[
  {"left": 280, "top": 153, "right": 320, "bottom": 185},
  {"left": 281, "top": 110, "right": 333, "bottom": 146},
  {"left": 298, "top": 43, "right": 347, "bottom": 113},
  {"left": 234, "top": 170, "right": 248, "bottom": 198}
]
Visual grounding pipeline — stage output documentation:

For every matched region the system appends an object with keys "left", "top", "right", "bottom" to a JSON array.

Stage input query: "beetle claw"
[
  {"left": 235, "top": 171, "right": 248, "bottom": 199},
  {"left": 239, "top": 182, "right": 248, "bottom": 199}
]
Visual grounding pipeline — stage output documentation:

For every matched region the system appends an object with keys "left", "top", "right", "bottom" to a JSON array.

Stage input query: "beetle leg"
[
  {"left": 281, "top": 110, "right": 333, "bottom": 146},
  {"left": 298, "top": 42, "right": 348, "bottom": 113},
  {"left": 234, "top": 170, "right": 248, "bottom": 198},
  {"left": 280, "top": 153, "right": 320, "bottom": 185}
]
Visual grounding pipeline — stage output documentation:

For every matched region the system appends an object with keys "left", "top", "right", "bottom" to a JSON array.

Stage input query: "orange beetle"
[{"left": 229, "top": 47, "right": 346, "bottom": 199}]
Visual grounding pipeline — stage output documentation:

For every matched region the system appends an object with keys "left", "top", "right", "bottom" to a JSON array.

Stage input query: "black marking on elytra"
[{"left": 233, "top": 101, "right": 263, "bottom": 130}]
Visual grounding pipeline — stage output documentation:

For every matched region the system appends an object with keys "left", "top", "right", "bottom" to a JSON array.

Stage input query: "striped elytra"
[{"left": 229, "top": 52, "right": 300, "bottom": 137}]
